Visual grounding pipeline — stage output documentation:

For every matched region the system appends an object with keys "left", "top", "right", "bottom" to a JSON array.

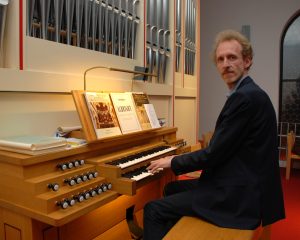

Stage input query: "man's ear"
[{"left": 244, "top": 57, "right": 252, "bottom": 69}]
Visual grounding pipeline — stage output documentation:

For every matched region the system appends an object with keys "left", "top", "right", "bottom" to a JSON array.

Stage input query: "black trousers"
[{"left": 143, "top": 178, "right": 199, "bottom": 240}]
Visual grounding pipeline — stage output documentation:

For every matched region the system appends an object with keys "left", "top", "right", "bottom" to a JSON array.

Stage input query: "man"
[{"left": 143, "top": 30, "right": 285, "bottom": 240}]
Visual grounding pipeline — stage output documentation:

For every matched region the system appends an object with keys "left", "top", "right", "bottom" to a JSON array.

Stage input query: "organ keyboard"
[
  {"left": 0, "top": 127, "right": 190, "bottom": 240},
  {"left": 92, "top": 138, "right": 186, "bottom": 195},
  {"left": 108, "top": 145, "right": 178, "bottom": 169}
]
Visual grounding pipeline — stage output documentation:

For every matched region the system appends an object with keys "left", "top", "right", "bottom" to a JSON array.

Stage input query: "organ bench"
[{"left": 164, "top": 216, "right": 271, "bottom": 240}]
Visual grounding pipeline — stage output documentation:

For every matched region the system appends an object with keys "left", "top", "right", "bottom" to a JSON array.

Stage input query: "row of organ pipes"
[
  {"left": 175, "top": 0, "right": 197, "bottom": 75},
  {"left": 26, "top": 0, "right": 197, "bottom": 83},
  {"left": 145, "top": 0, "right": 170, "bottom": 83},
  {"left": 27, "top": 0, "right": 140, "bottom": 58},
  {"left": 0, "top": 0, "right": 9, "bottom": 67}
]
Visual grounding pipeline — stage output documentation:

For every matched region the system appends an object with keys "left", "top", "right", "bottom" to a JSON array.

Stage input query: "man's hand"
[{"left": 147, "top": 155, "right": 175, "bottom": 174}]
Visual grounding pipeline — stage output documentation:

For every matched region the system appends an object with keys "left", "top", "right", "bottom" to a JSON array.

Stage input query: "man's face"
[{"left": 215, "top": 40, "right": 251, "bottom": 89}]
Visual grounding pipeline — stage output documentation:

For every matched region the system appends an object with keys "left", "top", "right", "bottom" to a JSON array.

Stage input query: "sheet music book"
[
  {"left": 0, "top": 135, "right": 67, "bottom": 155},
  {"left": 130, "top": 92, "right": 152, "bottom": 130},
  {"left": 0, "top": 135, "right": 67, "bottom": 150},
  {"left": 0, "top": 145, "right": 67, "bottom": 155},
  {"left": 84, "top": 92, "right": 122, "bottom": 139},
  {"left": 110, "top": 92, "right": 142, "bottom": 134}
]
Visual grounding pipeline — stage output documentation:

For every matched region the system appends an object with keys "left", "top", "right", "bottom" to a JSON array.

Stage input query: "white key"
[
  {"left": 119, "top": 146, "right": 177, "bottom": 169},
  {"left": 131, "top": 172, "right": 153, "bottom": 181},
  {"left": 131, "top": 168, "right": 164, "bottom": 181}
]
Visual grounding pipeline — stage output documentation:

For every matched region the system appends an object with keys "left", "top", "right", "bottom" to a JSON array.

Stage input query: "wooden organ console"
[{"left": 0, "top": 127, "right": 190, "bottom": 240}]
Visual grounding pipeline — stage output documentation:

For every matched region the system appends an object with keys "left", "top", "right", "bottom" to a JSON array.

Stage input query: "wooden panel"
[
  {"left": 4, "top": 224, "right": 21, "bottom": 240},
  {"left": 31, "top": 220, "right": 56, "bottom": 240},
  {"left": 59, "top": 180, "right": 162, "bottom": 240},
  {"left": 92, "top": 220, "right": 132, "bottom": 240},
  {"left": 93, "top": 209, "right": 144, "bottom": 240},
  {"left": 43, "top": 226, "right": 59, "bottom": 240},
  {"left": 0, "top": 208, "right": 34, "bottom": 240}
]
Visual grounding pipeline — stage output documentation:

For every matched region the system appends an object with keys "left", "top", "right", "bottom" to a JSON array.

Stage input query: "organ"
[{"left": 0, "top": 127, "right": 190, "bottom": 240}]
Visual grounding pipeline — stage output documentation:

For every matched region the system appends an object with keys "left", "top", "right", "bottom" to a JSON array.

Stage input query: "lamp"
[{"left": 83, "top": 66, "right": 157, "bottom": 91}]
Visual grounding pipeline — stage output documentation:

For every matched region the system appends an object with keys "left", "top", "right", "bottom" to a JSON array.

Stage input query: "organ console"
[{"left": 0, "top": 127, "right": 190, "bottom": 240}]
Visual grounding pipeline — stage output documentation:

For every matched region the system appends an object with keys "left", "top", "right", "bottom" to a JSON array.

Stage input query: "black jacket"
[{"left": 171, "top": 77, "right": 285, "bottom": 229}]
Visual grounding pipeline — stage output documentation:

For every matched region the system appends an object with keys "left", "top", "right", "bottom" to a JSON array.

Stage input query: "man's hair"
[{"left": 212, "top": 29, "right": 253, "bottom": 69}]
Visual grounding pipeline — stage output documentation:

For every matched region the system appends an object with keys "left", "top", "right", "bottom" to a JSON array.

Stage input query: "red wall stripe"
[
  {"left": 19, "top": 0, "right": 23, "bottom": 70},
  {"left": 144, "top": 0, "right": 146, "bottom": 66}
]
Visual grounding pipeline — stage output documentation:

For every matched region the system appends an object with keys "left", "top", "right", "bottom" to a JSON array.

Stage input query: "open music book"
[
  {"left": 110, "top": 92, "right": 142, "bottom": 134},
  {"left": 72, "top": 90, "right": 162, "bottom": 142},
  {"left": 84, "top": 92, "right": 122, "bottom": 139},
  {"left": 130, "top": 92, "right": 152, "bottom": 130},
  {"left": 144, "top": 103, "right": 161, "bottom": 128}
]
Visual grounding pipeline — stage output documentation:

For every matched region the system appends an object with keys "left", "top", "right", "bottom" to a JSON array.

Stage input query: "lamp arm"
[
  {"left": 83, "top": 66, "right": 108, "bottom": 91},
  {"left": 83, "top": 66, "right": 157, "bottom": 91}
]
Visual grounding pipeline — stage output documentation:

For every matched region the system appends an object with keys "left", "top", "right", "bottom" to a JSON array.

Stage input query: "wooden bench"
[{"left": 163, "top": 216, "right": 271, "bottom": 240}]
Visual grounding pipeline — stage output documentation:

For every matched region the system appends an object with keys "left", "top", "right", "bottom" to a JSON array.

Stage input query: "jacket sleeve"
[{"left": 171, "top": 92, "right": 254, "bottom": 175}]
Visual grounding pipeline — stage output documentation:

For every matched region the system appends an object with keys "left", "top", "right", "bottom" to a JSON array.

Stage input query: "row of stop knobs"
[
  {"left": 64, "top": 171, "right": 99, "bottom": 186},
  {"left": 48, "top": 171, "right": 99, "bottom": 191},
  {"left": 56, "top": 182, "right": 112, "bottom": 209},
  {"left": 57, "top": 159, "right": 85, "bottom": 171}
]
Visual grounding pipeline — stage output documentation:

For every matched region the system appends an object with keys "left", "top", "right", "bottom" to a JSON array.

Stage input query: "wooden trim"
[{"left": 286, "top": 131, "right": 300, "bottom": 180}]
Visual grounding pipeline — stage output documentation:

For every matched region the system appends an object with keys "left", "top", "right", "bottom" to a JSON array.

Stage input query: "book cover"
[
  {"left": 0, "top": 135, "right": 67, "bottom": 151},
  {"left": 144, "top": 104, "right": 161, "bottom": 128},
  {"left": 110, "top": 92, "right": 142, "bottom": 134},
  {"left": 84, "top": 92, "right": 122, "bottom": 139},
  {"left": 131, "top": 92, "right": 152, "bottom": 130}
]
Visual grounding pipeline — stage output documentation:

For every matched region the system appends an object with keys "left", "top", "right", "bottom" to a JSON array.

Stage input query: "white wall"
[
  {"left": 199, "top": 0, "right": 300, "bottom": 135},
  {"left": 0, "top": 92, "right": 80, "bottom": 137}
]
